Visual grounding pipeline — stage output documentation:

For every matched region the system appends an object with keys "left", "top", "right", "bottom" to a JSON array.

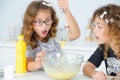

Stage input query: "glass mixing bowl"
[{"left": 41, "top": 52, "right": 83, "bottom": 80}]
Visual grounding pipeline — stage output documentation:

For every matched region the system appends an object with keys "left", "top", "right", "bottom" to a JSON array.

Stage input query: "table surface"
[{"left": 1, "top": 71, "right": 92, "bottom": 80}]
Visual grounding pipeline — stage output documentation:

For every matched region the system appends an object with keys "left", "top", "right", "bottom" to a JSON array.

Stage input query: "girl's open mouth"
[
  {"left": 95, "top": 35, "right": 99, "bottom": 40},
  {"left": 42, "top": 30, "right": 47, "bottom": 35}
]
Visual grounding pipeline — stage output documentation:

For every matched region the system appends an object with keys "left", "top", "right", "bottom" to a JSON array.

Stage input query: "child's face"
[
  {"left": 93, "top": 16, "right": 110, "bottom": 44},
  {"left": 33, "top": 10, "right": 52, "bottom": 40}
]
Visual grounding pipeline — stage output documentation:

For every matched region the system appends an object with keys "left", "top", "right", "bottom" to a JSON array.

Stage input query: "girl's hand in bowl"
[{"left": 35, "top": 50, "right": 46, "bottom": 62}]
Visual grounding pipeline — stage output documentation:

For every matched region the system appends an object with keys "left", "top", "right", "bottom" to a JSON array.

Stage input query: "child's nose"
[
  {"left": 42, "top": 23, "right": 47, "bottom": 27},
  {"left": 93, "top": 28, "right": 97, "bottom": 34}
]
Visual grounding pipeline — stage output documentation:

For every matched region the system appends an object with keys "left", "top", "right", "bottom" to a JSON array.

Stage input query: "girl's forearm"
[
  {"left": 27, "top": 61, "right": 42, "bottom": 71},
  {"left": 83, "top": 64, "right": 97, "bottom": 78},
  {"left": 64, "top": 9, "right": 80, "bottom": 40}
]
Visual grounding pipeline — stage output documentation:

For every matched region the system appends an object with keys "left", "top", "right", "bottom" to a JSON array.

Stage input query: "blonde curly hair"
[{"left": 90, "top": 4, "right": 120, "bottom": 59}]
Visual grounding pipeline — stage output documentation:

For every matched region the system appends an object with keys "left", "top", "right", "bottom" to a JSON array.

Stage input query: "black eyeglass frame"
[{"left": 33, "top": 19, "right": 53, "bottom": 26}]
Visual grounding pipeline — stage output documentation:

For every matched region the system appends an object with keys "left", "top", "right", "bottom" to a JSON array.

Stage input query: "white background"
[{"left": 0, "top": 0, "right": 120, "bottom": 44}]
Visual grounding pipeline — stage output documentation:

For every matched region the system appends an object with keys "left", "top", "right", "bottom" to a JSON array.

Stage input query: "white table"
[{"left": 1, "top": 71, "right": 92, "bottom": 80}]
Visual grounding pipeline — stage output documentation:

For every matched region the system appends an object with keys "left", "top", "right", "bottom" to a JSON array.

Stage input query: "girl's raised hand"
[{"left": 57, "top": 0, "right": 68, "bottom": 11}]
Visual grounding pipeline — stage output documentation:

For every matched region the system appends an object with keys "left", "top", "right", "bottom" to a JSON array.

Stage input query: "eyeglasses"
[{"left": 33, "top": 19, "right": 53, "bottom": 26}]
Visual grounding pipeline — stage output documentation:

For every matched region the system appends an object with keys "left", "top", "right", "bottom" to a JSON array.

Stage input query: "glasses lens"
[
  {"left": 34, "top": 20, "right": 43, "bottom": 26},
  {"left": 46, "top": 19, "right": 52, "bottom": 25}
]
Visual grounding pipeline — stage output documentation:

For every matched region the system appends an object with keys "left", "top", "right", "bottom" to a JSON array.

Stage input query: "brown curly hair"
[
  {"left": 90, "top": 4, "right": 120, "bottom": 59},
  {"left": 21, "top": 0, "right": 58, "bottom": 49}
]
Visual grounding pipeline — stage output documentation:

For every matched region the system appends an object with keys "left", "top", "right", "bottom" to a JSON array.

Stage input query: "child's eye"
[
  {"left": 46, "top": 19, "right": 53, "bottom": 25},
  {"left": 98, "top": 26, "right": 102, "bottom": 29},
  {"left": 34, "top": 20, "right": 43, "bottom": 26},
  {"left": 36, "top": 20, "right": 42, "bottom": 24},
  {"left": 92, "top": 22, "right": 97, "bottom": 28}
]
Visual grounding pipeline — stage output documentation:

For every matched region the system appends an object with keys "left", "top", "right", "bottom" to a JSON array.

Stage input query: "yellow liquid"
[
  {"left": 59, "top": 41, "right": 67, "bottom": 49},
  {"left": 46, "top": 71, "right": 77, "bottom": 80},
  {"left": 16, "top": 35, "right": 27, "bottom": 74}
]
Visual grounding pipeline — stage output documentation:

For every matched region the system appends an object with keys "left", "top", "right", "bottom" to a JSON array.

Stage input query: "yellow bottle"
[{"left": 16, "top": 35, "right": 27, "bottom": 74}]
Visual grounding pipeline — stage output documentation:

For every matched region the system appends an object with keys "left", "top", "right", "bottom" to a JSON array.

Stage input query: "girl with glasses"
[{"left": 21, "top": 0, "right": 80, "bottom": 72}]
